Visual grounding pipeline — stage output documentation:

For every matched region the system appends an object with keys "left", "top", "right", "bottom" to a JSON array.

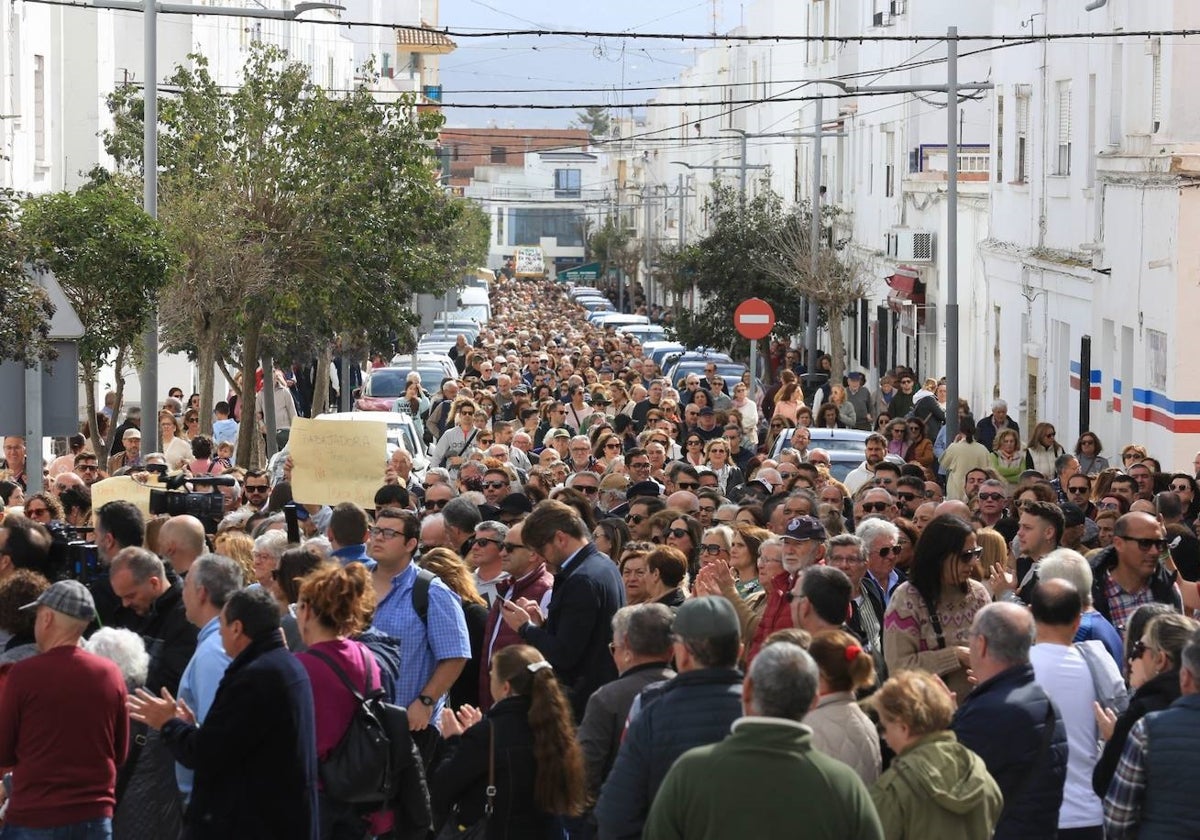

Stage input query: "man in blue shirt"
[
  {"left": 326, "top": 502, "right": 377, "bottom": 571},
  {"left": 369, "top": 507, "right": 470, "bottom": 732},
  {"left": 176, "top": 553, "right": 242, "bottom": 802}
]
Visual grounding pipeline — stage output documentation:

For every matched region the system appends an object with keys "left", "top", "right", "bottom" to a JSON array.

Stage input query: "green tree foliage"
[
  {"left": 0, "top": 187, "right": 55, "bottom": 367},
  {"left": 667, "top": 183, "right": 807, "bottom": 353},
  {"left": 104, "top": 45, "right": 487, "bottom": 465},
  {"left": 573, "top": 105, "right": 612, "bottom": 138},
  {"left": 20, "top": 176, "right": 180, "bottom": 454}
]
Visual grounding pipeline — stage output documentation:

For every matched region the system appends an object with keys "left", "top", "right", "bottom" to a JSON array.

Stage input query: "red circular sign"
[{"left": 734, "top": 298, "right": 776, "bottom": 340}]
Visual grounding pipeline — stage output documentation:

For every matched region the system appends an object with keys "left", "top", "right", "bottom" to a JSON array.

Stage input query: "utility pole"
[{"left": 670, "top": 156, "right": 767, "bottom": 200}]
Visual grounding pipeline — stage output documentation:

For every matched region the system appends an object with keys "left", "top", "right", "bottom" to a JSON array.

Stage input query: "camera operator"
[{"left": 91, "top": 501, "right": 146, "bottom": 628}]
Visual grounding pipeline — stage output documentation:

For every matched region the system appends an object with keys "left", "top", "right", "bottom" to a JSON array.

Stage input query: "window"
[
  {"left": 1150, "top": 39, "right": 1163, "bottom": 133},
  {"left": 554, "top": 168, "right": 581, "bottom": 198},
  {"left": 508, "top": 208, "right": 586, "bottom": 247},
  {"left": 490, "top": 146, "right": 507, "bottom": 164},
  {"left": 1055, "top": 80, "right": 1072, "bottom": 176},
  {"left": 1015, "top": 92, "right": 1029, "bottom": 183},
  {"left": 1147, "top": 328, "right": 1168, "bottom": 391},
  {"left": 33, "top": 55, "right": 45, "bottom": 163},
  {"left": 995, "top": 94, "right": 1004, "bottom": 182},
  {"left": 884, "top": 129, "right": 895, "bottom": 197},
  {"left": 1109, "top": 45, "right": 1123, "bottom": 145},
  {"left": 495, "top": 209, "right": 505, "bottom": 245}
]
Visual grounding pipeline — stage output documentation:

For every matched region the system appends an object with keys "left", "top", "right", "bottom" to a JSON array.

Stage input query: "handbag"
[{"left": 436, "top": 720, "right": 495, "bottom": 839}]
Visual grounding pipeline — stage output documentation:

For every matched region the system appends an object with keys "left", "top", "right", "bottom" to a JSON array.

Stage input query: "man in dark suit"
[
  {"left": 499, "top": 499, "right": 625, "bottom": 721},
  {"left": 130, "top": 587, "right": 319, "bottom": 840},
  {"left": 975, "top": 399, "right": 1020, "bottom": 453}
]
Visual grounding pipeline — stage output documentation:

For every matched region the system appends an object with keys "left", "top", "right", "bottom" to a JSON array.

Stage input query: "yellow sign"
[
  {"left": 288, "top": 417, "right": 387, "bottom": 511},
  {"left": 90, "top": 475, "right": 155, "bottom": 518}
]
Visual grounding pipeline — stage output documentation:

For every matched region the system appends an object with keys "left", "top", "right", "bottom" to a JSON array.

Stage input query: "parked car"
[
  {"left": 645, "top": 341, "right": 687, "bottom": 369},
  {"left": 769, "top": 428, "right": 872, "bottom": 461},
  {"left": 579, "top": 298, "right": 615, "bottom": 314},
  {"left": 591, "top": 313, "right": 650, "bottom": 329},
  {"left": 617, "top": 323, "right": 668, "bottom": 343},
  {"left": 314, "top": 411, "right": 429, "bottom": 475},
  {"left": 388, "top": 353, "right": 458, "bottom": 391},
  {"left": 354, "top": 367, "right": 423, "bottom": 411},
  {"left": 662, "top": 351, "right": 734, "bottom": 383}
]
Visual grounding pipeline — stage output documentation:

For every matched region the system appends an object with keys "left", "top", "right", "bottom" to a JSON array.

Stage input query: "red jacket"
[
  {"left": 746, "top": 569, "right": 796, "bottom": 664},
  {"left": 479, "top": 563, "right": 554, "bottom": 709}
]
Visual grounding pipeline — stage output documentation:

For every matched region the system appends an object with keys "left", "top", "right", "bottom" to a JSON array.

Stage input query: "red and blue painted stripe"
[
  {"left": 1069, "top": 361, "right": 1102, "bottom": 400},
  {"left": 1069, "top": 365, "right": 1200, "bottom": 433}
]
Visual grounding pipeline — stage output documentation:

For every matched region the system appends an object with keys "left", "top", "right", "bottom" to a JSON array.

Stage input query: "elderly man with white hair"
[{"left": 1037, "top": 548, "right": 1124, "bottom": 666}]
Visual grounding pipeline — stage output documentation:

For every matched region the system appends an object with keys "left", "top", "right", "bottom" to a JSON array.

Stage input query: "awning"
[
  {"left": 395, "top": 26, "right": 457, "bottom": 55},
  {"left": 886, "top": 265, "right": 922, "bottom": 294}
]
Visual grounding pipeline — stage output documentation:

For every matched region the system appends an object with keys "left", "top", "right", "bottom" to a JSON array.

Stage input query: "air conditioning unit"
[
  {"left": 890, "top": 0, "right": 906, "bottom": 14},
  {"left": 873, "top": 11, "right": 892, "bottom": 26},
  {"left": 886, "top": 229, "right": 936, "bottom": 263}
]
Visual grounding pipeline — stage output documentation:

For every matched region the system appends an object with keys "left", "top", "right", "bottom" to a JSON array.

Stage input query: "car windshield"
[{"left": 363, "top": 370, "right": 407, "bottom": 398}]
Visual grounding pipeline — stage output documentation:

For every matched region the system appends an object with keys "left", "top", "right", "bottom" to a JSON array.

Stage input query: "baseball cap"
[
  {"left": 698, "top": 407, "right": 715, "bottom": 416},
  {"left": 673, "top": 596, "right": 740, "bottom": 639},
  {"left": 847, "top": 370, "right": 866, "bottom": 381},
  {"left": 598, "top": 474, "right": 629, "bottom": 492},
  {"left": 1060, "top": 502, "right": 1086, "bottom": 528},
  {"left": 627, "top": 480, "right": 663, "bottom": 499},
  {"left": 782, "top": 515, "right": 827, "bottom": 542},
  {"left": 21, "top": 579, "right": 96, "bottom": 622},
  {"left": 548, "top": 428, "right": 572, "bottom": 441},
  {"left": 123, "top": 428, "right": 142, "bottom": 440}
]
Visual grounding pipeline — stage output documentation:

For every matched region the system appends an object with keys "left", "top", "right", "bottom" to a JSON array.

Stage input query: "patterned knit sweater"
[{"left": 883, "top": 580, "right": 991, "bottom": 701}]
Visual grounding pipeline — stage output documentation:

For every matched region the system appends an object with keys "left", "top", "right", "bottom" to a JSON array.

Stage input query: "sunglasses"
[
  {"left": 977, "top": 492, "right": 1006, "bottom": 502},
  {"left": 861, "top": 502, "right": 890, "bottom": 513},
  {"left": 1068, "top": 486, "right": 1090, "bottom": 494},
  {"left": 1119, "top": 536, "right": 1167, "bottom": 552},
  {"left": 1098, "top": 501, "right": 1121, "bottom": 510},
  {"left": 957, "top": 547, "right": 985, "bottom": 563},
  {"left": 677, "top": 481, "right": 698, "bottom": 490},
  {"left": 479, "top": 438, "right": 494, "bottom": 446},
  {"left": 896, "top": 492, "right": 918, "bottom": 502},
  {"left": 666, "top": 528, "right": 690, "bottom": 539},
  {"left": 700, "top": 543, "right": 726, "bottom": 555},
  {"left": 1172, "top": 484, "right": 1192, "bottom": 493},
  {"left": 875, "top": 545, "right": 900, "bottom": 557},
  {"left": 245, "top": 485, "right": 270, "bottom": 493},
  {"left": 625, "top": 514, "right": 646, "bottom": 524},
  {"left": 1128, "top": 640, "right": 1150, "bottom": 662},
  {"left": 482, "top": 481, "right": 508, "bottom": 489},
  {"left": 501, "top": 542, "right": 525, "bottom": 553},
  {"left": 424, "top": 499, "right": 450, "bottom": 511},
  {"left": 24, "top": 507, "right": 48, "bottom": 517},
  {"left": 575, "top": 485, "right": 598, "bottom": 495},
  {"left": 458, "top": 409, "right": 475, "bottom": 416},
  {"left": 605, "top": 443, "right": 621, "bottom": 450}
]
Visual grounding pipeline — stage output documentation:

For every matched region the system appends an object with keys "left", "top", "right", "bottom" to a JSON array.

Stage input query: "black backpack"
[{"left": 307, "top": 645, "right": 414, "bottom": 805}]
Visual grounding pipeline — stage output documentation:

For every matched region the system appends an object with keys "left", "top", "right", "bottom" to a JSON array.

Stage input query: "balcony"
[
  {"left": 908, "top": 144, "right": 991, "bottom": 182},
  {"left": 422, "top": 85, "right": 443, "bottom": 103}
]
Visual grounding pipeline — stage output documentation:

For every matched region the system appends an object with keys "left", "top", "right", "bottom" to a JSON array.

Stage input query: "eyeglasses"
[
  {"left": 24, "top": 507, "right": 48, "bottom": 517},
  {"left": 830, "top": 554, "right": 867, "bottom": 566},
  {"left": 698, "top": 505, "right": 717, "bottom": 514},
  {"left": 770, "top": 423, "right": 784, "bottom": 429},
  {"left": 666, "top": 528, "right": 690, "bottom": 539},
  {"left": 629, "top": 461, "right": 650, "bottom": 470},
  {"left": 677, "top": 481, "right": 698, "bottom": 490},
  {"left": 77, "top": 464, "right": 98, "bottom": 472},
  {"left": 977, "top": 492, "right": 1006, "bottom": 502},
  {"left": 479, "top": 438, "right": 494, "bottom": 446},
  {"left": 700, "top": 543, "right": 726, "bottom": 555},
  {"left": 424, "top": 498, "right": 450, "bottom": 511},
  {"left": 957, "top": 547, "right": 985, "bottom": 563},
  {"left": 861, "top": 502, "right": 890, "bottom": 513},
  {"left": 1172, "top": 484, "right": 1192, "bottom": 493},
  {"left": 626, "top": 513, "right": 646, "bottom": 524},
  {"left": 874, "top": 545, "right": 900, "bottom": 557},
  {"left": 605, "top": 443, "right": 621, "bottom": 450},
  {"left": 1128, "top": 640, "right": 1152, "bottom": 662},
  {"left": 473, "top": 537, "right": 503, "bottom": 548},
  {"left": 708, "top": 448, "right": 727, "bottom": 455},
  {"left": 1097, "top": 501, "right": 1121, "bottom": 511},
  {"left": 458, "top": 409, "right": 475, "bottom": 416},
  {"left": 1119, "top": 536, "right": 1167, "bottom": 552},
  {"left": 368, "top": 526, "right": 404, "bottom": 541}
]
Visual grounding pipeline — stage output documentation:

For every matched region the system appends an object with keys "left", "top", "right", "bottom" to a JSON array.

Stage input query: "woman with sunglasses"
[
  {"left": 1168, "top": 472, "right": 1200, "bottom": 523},
  {"left": 681, "top": 434, "right": 706, "bottom": 467},
  {"left": 903, "top": 418, "right": 935, "bottom": 473},
  {"left": 1073, "top": 432, "right": 1109, "bottom": 476},
  {"left": 883, "top": 515, "right": 991, "bottom": 702},
  {"left": 430, "top": 399, "right": 482, "bottom": 473},
  {"left": 593, "top": 434, "right": 624, "bottom": 471},
  {"left": 704, "top": 439, "right": 744, "bottom": 496},
  {"left": 1092, "top": 612, "right": 1198, "bottom": 799},
  {"left": 1023, "top": 422, "right": 1064, "bottom": 477},
  {"left": 989, "top": 428, "right": 1025, "bottom": 489},
  {"left": 874, "top": 412, "right": 893, "bottom": 434},
  {"left": 20, "top": 492, "right": 61, "bottom": 525},
  {"left": 884, "top": 419, "right": 908, "bottom": 457},
  {"left": 697, "top": 525, "right": 733, "bottom": 570},
  {"left": 664, "top": 514, "right": 703, "bottom": 580}
]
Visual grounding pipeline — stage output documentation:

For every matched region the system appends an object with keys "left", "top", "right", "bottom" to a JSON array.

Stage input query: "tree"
[
  {"left": 105, "top": 46, "right": 484, "bottom": 466},
  {"left": 0, "top": 187, "right": 55, "bottom": 366},
  {"left": 573, "top": 106, "right": 611, "bottom": 139},
  {"left": 20, "top": 175, "right": 181, "bottom": 455},
  {"left": 666, "top": 183, "right": 807, "bottom": 354},
  {"left": 758, "top": 200, "right": 868, "bottom": 382},
  {"left": 588, "top": 215, "right": 640, "bottom": 300}
]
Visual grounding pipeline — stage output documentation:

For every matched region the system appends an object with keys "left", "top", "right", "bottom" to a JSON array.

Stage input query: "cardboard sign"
[
  {"left": 90, "top": 476, "right": 155, "bottom": 518},
  {"left": 288, "top": 417, "right": 386, "bottom": 511}
]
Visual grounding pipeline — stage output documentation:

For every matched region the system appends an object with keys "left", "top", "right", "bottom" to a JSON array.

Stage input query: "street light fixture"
[{"left": 89, "top": 0, "right": 343, "bottom": 451}]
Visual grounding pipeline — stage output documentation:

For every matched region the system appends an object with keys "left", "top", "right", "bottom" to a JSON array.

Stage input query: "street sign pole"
[{"left": 735, "top": 298, "right": 777, "bottom": 400}]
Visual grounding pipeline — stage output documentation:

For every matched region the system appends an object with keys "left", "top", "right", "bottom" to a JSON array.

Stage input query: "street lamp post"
[{"left": 90, "top": 0, "right": 342, "bottom": 452}]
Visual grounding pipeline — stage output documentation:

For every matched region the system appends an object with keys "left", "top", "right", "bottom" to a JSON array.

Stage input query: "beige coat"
[{"left": 806, "top": 691, "right": 882, "bottom": 784}]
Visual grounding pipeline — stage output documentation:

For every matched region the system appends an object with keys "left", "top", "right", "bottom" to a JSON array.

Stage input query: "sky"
[{"left": 436, "top": 0, "right": 739, "bottom": 129}]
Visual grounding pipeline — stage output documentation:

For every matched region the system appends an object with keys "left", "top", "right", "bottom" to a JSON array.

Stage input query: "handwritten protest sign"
[
  {"left": 288, "top": 417, "right": 386, "bottom": 511},
  {"left": 91, "top": 475, "right": 155, "bottom": 517}
]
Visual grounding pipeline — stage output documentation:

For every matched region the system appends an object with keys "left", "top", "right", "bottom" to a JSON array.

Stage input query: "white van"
[{"left": 457, "top": 287, "right": 491, "bottom": 325}]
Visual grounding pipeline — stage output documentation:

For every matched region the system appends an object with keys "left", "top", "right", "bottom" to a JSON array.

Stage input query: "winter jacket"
[
  {"left": 1088, "top": 545, "right": 1181, "bottom": 626},
  {"left": 746, "top": 569, "right": 795, "bottom": 664},
  {"left": 644, "top": 718, "right": 883, "bottom": 840},
  {"left": 870, "top": 730, "right": 1002, "bottom": 840},
  {"left": 1136, "top": 693, "right": 1200, "bottom": 839},
  {"left": 595, "top": 667, "right": 744, "bottom": 840},
  {"left": 578, "top": 662, "right": 676, "bottom": 797},
  {"left": 1092, "top": 668, "right": 1182, "bottom": 798},
  {"left": 479, "top": 563, "right": 554, "bottom": 709},
  {"left": 519, "top": 543, "right": 624, "bottom": 721},
  {"left": 161, "top": 634, "right": 318, "bottom": 840},
  {"left": 951, "top": 663, "right": 1067, "bottom": 840},
  {"left": 431, "top": 695, "right": 551, "bottom": 840},
  {"left": 806, "top": 692, "right": 881, "bottom": 784}
]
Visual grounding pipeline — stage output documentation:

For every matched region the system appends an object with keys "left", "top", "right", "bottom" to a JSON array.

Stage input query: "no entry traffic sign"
[{"left": 734, "top": 298, "right": 776, "bottom": 340}]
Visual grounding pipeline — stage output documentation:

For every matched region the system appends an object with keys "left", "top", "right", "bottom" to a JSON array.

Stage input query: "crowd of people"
[{"left": 0, "top": 274, "right": 1196, "bottom": 839}]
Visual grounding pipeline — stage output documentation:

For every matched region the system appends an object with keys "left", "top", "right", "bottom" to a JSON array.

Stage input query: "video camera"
[
  {"left": 44, "top": 522, "right": 102, "bottom": 584},
  {"left": 149, "top": 474, "right": 236, "bottom": 533}
]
